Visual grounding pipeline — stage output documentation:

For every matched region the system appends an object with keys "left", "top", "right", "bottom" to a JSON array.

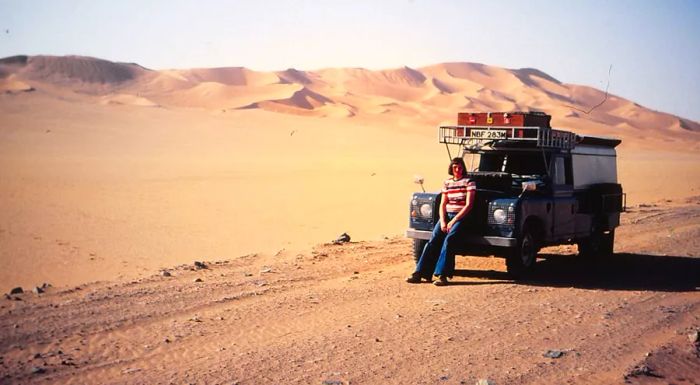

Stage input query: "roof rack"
[{"left": 439, "top": 125, "right": 577, "bottom": 150}]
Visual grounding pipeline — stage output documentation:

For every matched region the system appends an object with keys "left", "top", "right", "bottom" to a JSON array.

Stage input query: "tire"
[
  {"left": 578, "top": 228, "right": 615, "bottom": 259},
  {"left": 506, "top": 226, "right": 538, "bottom": 279},
  {"left": 413, "top": 239, "right": 427, "bottom": 263}
]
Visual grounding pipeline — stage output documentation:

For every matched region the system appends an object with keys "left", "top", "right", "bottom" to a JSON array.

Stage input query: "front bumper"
[{"left": 405, "top": 229, "right": 517, "bottom": 248}]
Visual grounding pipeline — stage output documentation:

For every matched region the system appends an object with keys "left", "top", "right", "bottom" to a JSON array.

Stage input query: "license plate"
[{"left": 471, "top": 129, "right": 507, "bottom": 139}]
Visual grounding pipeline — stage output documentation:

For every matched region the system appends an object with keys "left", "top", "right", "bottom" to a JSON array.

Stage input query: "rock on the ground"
[
  {"left": 9, "top": 287, "right": 23, "bottom": 295},
  {"left": 543, "top": 349, "right": 565, "bottom": 358},
  {"left": 30, "top": 367, "right": 45, "bottom": 374}
]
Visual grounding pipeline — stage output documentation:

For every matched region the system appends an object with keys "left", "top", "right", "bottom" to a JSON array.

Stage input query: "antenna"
[{"left": 564, "top": 64, "right": 612, "bottom": 115}]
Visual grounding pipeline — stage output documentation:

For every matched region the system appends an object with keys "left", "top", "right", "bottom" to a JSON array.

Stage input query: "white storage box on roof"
[{"left": 571, "top": 135, "right": 621, "bottom": 189}]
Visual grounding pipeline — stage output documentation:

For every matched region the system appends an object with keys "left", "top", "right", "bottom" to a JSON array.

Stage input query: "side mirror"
[
  {"left": 414, "top": 175, "right": 426, "bottom": 192},
  {"left": 522, "top": 181, "right": 537, "bottom": 191}
]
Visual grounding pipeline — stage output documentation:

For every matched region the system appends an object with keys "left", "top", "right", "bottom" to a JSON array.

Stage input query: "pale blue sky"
[{"left": 1, "top": 0, "right": 699, "bottom": 122}]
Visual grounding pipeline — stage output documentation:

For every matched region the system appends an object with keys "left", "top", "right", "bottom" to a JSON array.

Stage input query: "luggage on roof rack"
[
  {"left": 457, "top": 112, "right": 551, "bottom": 128},
  {"left": 440, "top": 112, "right": 575, "bottom": 150}
]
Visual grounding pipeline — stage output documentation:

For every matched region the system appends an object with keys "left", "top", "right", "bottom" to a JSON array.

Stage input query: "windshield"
[{"left": 476, "top": 152, "right": 549, "bottom": 177}]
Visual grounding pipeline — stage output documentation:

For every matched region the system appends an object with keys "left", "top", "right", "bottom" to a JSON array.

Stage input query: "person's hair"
[{"left": 448, "top": 157, "right": 467, "bottom": 176}]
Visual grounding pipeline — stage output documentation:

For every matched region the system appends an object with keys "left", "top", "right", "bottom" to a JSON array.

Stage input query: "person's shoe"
[
  {"left": 433, "top": 276, "right": 449, "bottom": 286},
  {"left": 405, "top": 272, "right": 422, "bottom": 284}
]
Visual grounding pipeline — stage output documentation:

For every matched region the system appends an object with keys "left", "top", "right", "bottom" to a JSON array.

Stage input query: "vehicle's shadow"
[{"left": 454, "top": 253, "right": 700, "bottom": 292}]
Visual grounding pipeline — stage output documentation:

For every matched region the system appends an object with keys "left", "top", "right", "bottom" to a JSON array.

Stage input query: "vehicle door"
[{"left": 551, "top": 155, "right": 576, "bottom": 239}]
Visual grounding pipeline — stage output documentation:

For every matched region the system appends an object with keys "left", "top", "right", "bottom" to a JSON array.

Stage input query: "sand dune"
[
  {"left": 99, "top": 93, "right": 159, "bottom": 107},
  {"left": 177, "top": 67, "right": 280, "bottom": 87},
  {"left": 0, "top": 74, "right": 34, "bottom": 93},
  {"left": 3, "top": 54, "right": 697, "bottom": 146},
  {"left": 23, "top": 55, "right": 147, "bottom": 85},
  {"left": 277, "top": 68, "right": 315, "bottom": 85}
]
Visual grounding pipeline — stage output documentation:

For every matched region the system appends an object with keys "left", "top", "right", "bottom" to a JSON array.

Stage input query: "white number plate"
[{"left": 471, "top": 129, "right": 507, "bottom": 139}]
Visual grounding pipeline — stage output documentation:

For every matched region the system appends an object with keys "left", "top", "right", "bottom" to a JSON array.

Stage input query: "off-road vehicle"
[{"left": 406, "top": 112, "right": 625, "bottom": 278}]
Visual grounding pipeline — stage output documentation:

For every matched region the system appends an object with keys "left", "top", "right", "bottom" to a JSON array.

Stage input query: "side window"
[
  {"left": 553, "top": 156, "right": 566, "bottom": 185},
  {"left": 552, "top": 156, "right": 573, "bottom": 185}
]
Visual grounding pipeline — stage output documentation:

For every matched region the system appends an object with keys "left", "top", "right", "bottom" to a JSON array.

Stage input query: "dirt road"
[{"left": 1, "top": 198, "right": 699, "bottom": 385}]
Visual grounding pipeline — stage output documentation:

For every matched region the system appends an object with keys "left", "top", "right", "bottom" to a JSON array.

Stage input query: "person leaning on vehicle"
[{"left": 406, "top": 157, "right": 476, "bottom": 286}]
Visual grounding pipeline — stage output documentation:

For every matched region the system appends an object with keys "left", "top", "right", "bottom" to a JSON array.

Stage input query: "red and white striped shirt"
[{"left": 442, "top": 177, "right": 476, "bottom": 213}]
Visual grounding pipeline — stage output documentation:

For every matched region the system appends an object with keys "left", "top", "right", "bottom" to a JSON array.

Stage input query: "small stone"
[
  {"left": 688, "top": 330, "right": 699, "bottom": 343},
  {"left": 164, "top": 338, "right": 171, "bottom": 343},
  {"left": 543, "top": 350, "right": 565, "bottom": 358},
  {"left": 161, "top": 271, "right": 172, "bottom": 277},
  {"left": 194, "top": 278, "right": 203, "bottom": 283},
  {"left": 194, "top": 261, "right": 207, "bottom": 269},
  {"left": 9, "top": 287, "right": 23, "bottom": 295},
  {"left": 33, "top": 286, "right": 44, "bottom": 294},
  {"left": 332, "top": 232, "right": 351, "bottom": 244},
  {"left": 33, "top": 353, "right": 42, "bottom": 359},
  {"left": 476, "top": 379, "right": 495, "bottom": 385},
  {"left": 30, "top": 367, "right": 46, "bottom": 375},
  {"left": 626, "top": 364, "right": 658, "bottom": 378}
]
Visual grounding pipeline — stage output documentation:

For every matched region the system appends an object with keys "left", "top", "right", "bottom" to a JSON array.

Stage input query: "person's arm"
[{"left": 439, "top": 192, "right": 449, "bottom": 232}]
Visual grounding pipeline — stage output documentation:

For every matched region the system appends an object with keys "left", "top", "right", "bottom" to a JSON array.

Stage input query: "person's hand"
[
  {"left": 440, "top": 221, "right": 448, "bottom": 232},
  {"left": 446, "top": 218, "right": 457, "bottom": 232}
]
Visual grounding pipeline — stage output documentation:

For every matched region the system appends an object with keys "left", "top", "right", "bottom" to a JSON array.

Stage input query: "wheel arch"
[{"left": 520, "top": 216, "right": 546, "bottom": 246}]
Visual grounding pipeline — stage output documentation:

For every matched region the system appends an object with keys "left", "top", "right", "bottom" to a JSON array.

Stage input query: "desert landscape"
[{"left": 1, "top": 55, "right": 699, "bottom": 384}]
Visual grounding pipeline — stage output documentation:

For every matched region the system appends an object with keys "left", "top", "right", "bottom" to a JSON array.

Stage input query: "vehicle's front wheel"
[
  {"left": 413, "top": 239, "right": 427, "bottom": 263},
  {"left": 506, "top": 227, "right": 538, "bottom": 279}
]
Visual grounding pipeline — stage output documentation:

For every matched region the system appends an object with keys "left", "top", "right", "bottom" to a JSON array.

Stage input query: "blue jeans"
[{"left": 414, "top": 213, "right": 464, "bottom": 278}]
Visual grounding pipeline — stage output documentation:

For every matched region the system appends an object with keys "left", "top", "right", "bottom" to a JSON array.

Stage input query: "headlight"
[
  {"left": 419, "top": 203, "right": 433, "bottom": 218},
  {"left": 488, "top": 199, "right": 516, "bottom": 225},
  {"left": 493, "top": 208, "right": 507, "bottom": 224}
]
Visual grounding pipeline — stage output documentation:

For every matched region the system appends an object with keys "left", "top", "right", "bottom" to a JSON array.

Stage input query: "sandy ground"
[
  {"left": 1, "top": 56, "right": 699, "bottom": 384},
  {"left": 0, "top": 198, "right": 698, "bottom": 385},
  {"left": 1, "top": 93, "right": 699, "bottom": 294}
]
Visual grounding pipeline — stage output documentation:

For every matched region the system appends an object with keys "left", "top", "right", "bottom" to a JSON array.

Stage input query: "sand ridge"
[{"left": 2, "top": 55, "right": 699, "bottom": 146}]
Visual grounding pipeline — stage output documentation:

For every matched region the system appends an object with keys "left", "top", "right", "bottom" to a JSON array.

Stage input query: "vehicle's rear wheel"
[
  {"left": 578, "top": 228, "right": 615, "bottom": 259},
  {"left": 506, "top": 226, "right": 538, "bottom": 279},
  {"left": 413, "top": 239, "right": 427, "bottom": 263}
]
